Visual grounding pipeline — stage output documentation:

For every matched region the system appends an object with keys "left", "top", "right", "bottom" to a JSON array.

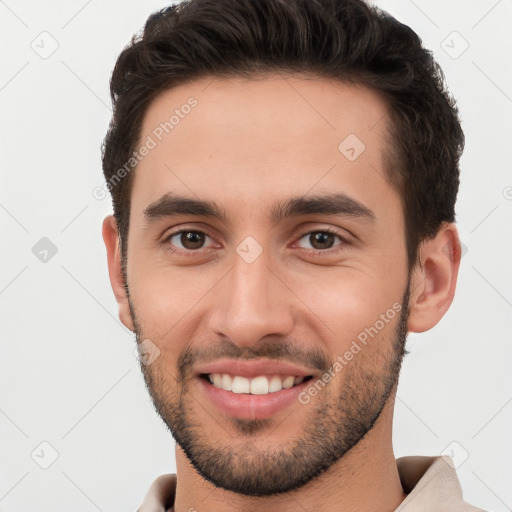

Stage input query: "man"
[{"left": 101, "top": 0, "right": 484, "bottom": 510}]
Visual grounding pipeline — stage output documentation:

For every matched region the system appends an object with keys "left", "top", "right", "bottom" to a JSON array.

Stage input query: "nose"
[{"left": 207, "top": 248, "right": 294, "bottom": 349}]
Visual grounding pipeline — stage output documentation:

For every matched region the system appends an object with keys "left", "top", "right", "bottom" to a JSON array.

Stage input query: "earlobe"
[
  {"left": 102, "top": 215, "right": 135, "bottom": 332},
  {"left": 407, "top": 223, "right": 461, "bottom": 333}
]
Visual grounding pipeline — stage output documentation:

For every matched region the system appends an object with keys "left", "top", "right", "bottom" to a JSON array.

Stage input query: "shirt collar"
[{"left": 138, "top": 456, "right": 477, "bottom": 512}]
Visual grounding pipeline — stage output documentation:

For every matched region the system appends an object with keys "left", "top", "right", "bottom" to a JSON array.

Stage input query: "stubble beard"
[{"left": 128, "top": 284, "right": 410, "bottom": 497}]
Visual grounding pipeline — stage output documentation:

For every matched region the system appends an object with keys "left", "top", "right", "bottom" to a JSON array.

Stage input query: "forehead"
[{"left": 131, "top": 73, "right": 397, "bottom": 225}]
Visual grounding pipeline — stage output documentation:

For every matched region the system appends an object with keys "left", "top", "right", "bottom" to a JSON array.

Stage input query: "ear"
[
  {"left": 407, "top": 222, "right": 461, "bottom": 333},
  {"left": 102, "top": 215, "right": 135, "bottom": 332}
]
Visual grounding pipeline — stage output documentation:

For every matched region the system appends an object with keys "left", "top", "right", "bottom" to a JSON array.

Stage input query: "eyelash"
[{"left": 162, "top": 227, "right": 349, "bottom": 257}]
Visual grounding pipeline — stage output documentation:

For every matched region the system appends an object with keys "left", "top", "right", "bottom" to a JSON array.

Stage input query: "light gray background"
[{"left": 1, "top": 0, "right": 511, "bottom": 510}]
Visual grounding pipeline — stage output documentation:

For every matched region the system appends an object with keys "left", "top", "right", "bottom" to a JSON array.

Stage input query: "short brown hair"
[{"left": 102, "top": 0, "right": 464, "bottom": 272}]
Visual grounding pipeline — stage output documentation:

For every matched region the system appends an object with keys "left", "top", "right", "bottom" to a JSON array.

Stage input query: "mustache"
[{"left": 177, "top": 339, "right": 331, "bottom": 381}]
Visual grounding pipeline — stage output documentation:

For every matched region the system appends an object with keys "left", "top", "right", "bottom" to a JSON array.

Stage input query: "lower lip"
[{"left": 199, "top": 377, "right": 310, "bottom": 420}]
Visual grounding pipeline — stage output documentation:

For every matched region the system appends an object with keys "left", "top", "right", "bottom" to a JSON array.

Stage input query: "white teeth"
[
  {"left": 221, "top": 373, "right": 233, "bottom": 391},
  {"left": 207, "top": 373, "right": 306, "bottom": 394},
  {"left": 231, "top": 376, "right": 250, "bottom": 394},
  {"left": 250, "top": 376, "right": 269, "bottom": 395},
  {"left": 282, "top": 376, "right": 295, "bottom": 389},
  {"left": 268, "top": 376, "right": 283, "bottom": 393}
]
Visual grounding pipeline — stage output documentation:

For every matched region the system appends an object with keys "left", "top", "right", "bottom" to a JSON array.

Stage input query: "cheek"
[
  {"left": 292, "top": 267, "right": 403, "bottom": 350},
  {"left": 128, "top": 261, "right": 221, "bottom": 337}
]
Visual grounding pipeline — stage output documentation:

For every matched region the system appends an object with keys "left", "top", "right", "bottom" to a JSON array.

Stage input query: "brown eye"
[
  {"left": 296, "top": 229, "right": 347, "bottom": 253},
  {"left": 180, "top": 231, "right": 205, "bottom": 249},
  {"left": 167, "top": 230, "right": 211, "bottom": 252},
  {"left": 309, "top": 232, "right": 335, "bottom": 250}
]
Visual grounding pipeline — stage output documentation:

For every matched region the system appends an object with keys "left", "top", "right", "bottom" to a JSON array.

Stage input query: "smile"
[{"left": 203, "top": 373, "right": 311, "bottom": 395}]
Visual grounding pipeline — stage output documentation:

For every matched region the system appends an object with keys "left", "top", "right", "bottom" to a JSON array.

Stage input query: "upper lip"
[{"left": 195, "top": 358, "right": 316, "bottom": 379}]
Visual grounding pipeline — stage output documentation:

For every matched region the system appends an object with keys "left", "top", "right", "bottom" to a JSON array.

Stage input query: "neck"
[{"left": 173, "top": 395, "right": 406, "bottom": 512}]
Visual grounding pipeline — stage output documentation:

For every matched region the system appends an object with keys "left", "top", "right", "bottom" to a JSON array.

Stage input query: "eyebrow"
[{"left": 143, "top": 192, "right": 376, "bottom": 226}]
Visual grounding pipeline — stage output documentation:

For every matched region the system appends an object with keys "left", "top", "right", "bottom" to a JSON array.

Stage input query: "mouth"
[
  {"left": 200, "top": 373, "right": 313, "bottom": 395},
  {"left": 197, "top": 372, "right": 315, "bottom": 420},
  {"left": 194, "top": 359, "right": 319, "bottom": 420}
]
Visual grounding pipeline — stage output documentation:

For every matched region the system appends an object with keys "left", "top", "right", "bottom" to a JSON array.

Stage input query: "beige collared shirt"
[{"left": 138, "top": 456, "right": 486, "bottom": 511}]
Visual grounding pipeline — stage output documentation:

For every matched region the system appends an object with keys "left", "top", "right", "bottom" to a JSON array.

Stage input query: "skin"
[{"left": 103, "top": 74, "right": 461, "bottom": 512}]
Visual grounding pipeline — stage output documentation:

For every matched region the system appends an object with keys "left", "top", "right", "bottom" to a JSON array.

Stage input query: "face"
[{"left": 121, "top": 74, "right": 413, "bottom": 495}]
